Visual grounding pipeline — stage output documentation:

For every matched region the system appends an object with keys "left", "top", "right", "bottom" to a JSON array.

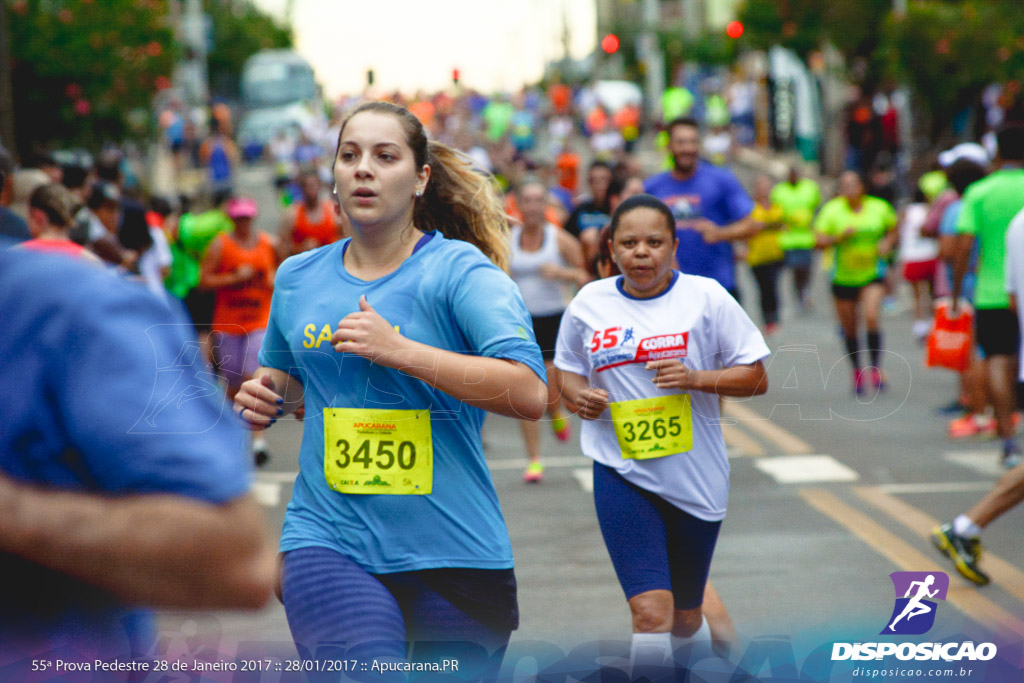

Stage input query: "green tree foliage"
[
  {"left": 737, "top": 0, "right": 1024, "bottom": 141},
  {"left": 7, "top": 0, "right": 292, "bottom": 156},
  {"left": 883, "top": 1, "right": 1024, "bottom": 138},
  {"left": 8, "top": 0, "right": 175, "bottom": 155},
  {"left": 206, "top": 0, "right": 292, "bottom": 99}
]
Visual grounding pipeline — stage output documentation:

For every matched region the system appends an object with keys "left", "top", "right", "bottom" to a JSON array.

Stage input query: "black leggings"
[{"left": 751, "top": 262, "right": 782, "bottom": 326}]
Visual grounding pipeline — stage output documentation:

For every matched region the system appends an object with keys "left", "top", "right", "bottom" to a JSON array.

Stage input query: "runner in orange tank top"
[
  {"left": 280, "top": 170, "right": 344, "bottom": 257},
  {"left": 200, "top": 197, "right": 278, "bottom": 466}
]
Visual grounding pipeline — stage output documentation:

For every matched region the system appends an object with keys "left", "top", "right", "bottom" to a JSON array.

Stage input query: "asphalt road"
[{"left": 152, "top": 160, "right": 1024, "bottom": 679}]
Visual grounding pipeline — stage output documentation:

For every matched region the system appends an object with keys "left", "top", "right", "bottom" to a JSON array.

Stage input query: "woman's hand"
[
  {"left": 332, "top": 295, "right": 409, "bottom": 366},
  {"left": 234, "top": 373, "right": 284, "bottom": 431},
  {"left": 646, "top": 359, "right": 698, "bottom": 390},
  {"left": 575, "top": 387, "right": 610, "bottom": 420}
]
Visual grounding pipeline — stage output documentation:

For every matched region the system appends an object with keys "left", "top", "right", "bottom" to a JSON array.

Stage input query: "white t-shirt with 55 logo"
[{"left": 555, "top": 271, "right": 770, "bottom": 521}]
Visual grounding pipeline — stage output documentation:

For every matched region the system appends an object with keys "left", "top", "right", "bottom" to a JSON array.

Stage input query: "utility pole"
[
  {"left": 639, "top": 0, "right": 665, "bottom": 116},
  {"left": 0, "top": 0, "right": 17, "bottom": 155}
]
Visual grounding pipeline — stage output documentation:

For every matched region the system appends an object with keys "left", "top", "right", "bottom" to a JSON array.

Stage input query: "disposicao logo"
[
  {"left": 831, "top": 571, "right": 997, "bottom": 662},
  {"left": 883, "top": 571, "right": 948, "bottom": 636}
]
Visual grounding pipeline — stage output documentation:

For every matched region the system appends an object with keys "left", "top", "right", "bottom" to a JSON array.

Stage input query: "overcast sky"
[{"left": 252, "top": 0, "right": 597, "bottom": 97}]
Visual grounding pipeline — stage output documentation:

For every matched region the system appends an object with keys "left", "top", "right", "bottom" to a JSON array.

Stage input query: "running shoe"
[
  {"left": 931, "top": 523, "right": 990, "bottom": 586},
  {"left": 947, "top": 414, "right": 996, "bottom": 439},
  {"left": 253, "top": 446, "right": 271, "bottom": 468},
  {"left": 552, "top": 415, "right": 572, "bottom": 442},
  {"left": 523, "top": 461, "right": 544, "bottom": 483},
  {"left": 869, "top": 367, "right": 888, "bottom": 392},
  {"left": 853, "top": 369, "right": 866, "bottom": 396},
  {"left": 935, "top": 398, "right": 970, "bottom": 415},
  {"left": 1002, "top": 440, "right": 1023, "bottom": 470},
  {"left": 912, "top": 319, "right": 931, "bottom": 344}
]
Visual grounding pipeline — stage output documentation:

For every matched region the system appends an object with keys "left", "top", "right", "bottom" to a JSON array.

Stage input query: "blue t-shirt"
[
  {"left": 644, "top": 163, "right": 755, "bottom": 291},
  {"left": 0, "top": 248, "right": 249, "bottom": 662},
  {"left": 259, "top": 233, "right": 546, "bottom": 574}
]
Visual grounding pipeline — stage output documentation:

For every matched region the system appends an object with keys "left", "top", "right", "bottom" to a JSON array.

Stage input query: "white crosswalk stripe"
[
  {"left": 754, "top": 455, "right": 859, "bottom": 484},
  {"left": 943, "top": 451, "right": 1004, "bottom": 477}
]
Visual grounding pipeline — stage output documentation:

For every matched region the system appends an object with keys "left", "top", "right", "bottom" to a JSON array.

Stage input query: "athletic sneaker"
[
  {"left": 523, "top": 461, "right": 544, "bottom": 483},
  {"left": 252, "top": 437, "right": 271, "bottom": 468},
  {"left": 253, "top": 446, "right": 271, "bottom": 468},
  {"left": 1002, "top": 440, "right": 1023, "bottom": 470},
  {"left": 936, "top": 398, "right": 970, "bottom": 415},
  {"left": 552, "top": 415, "right": 572, "bottom": 442},
  {"left": 947, "top": 413, "right": 996, "bottom": 439},
  {"left": 853, "top": 369, "right": 866, "bottom": 396},
  {"left": 869, "top": 367, "right": 887, "bottom": 392},
  {"left": 912, "top": 319, "right": 931, "bottom": 344},
  {"left": 931, "top": 523, "right": 990, "bottom": 586}
]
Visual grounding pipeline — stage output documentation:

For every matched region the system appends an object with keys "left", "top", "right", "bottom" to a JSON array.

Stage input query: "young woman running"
[
  {"left": 508, "top": 177, "right": 590, "bottom": 482},
  {"left": 814, "top": 171, "right": 898, "bottom": 395},
  {"left": 555, "top": 194, "right": 769, "bottom": 676},
  {"left": 234, "top": 101, "right": 547, "bottom": 678}
]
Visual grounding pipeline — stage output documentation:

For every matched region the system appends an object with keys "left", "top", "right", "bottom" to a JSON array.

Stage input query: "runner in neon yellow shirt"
[
  {"left": 771, "top": 167, "right": 821, "bottom": 310},
  {"left": 815, "top": 171, "right": 897, "bottom": 395},
  {"left": 747, "top": 175, "right": 786, "bottom": 334}
]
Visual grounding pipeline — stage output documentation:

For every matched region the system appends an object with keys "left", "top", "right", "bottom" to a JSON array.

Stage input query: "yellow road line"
[
  {"left": 799, "top": 488, "right": 1024, "bottom": 638},
  {"left": 723, "top": 401, "right": 813, "bottom": 454},
  {"left": 854, "top": 485, "right": 1024, "bottom": 607},
  {"left": 722, "top": 424, "right": 766, "bottom": 457}
]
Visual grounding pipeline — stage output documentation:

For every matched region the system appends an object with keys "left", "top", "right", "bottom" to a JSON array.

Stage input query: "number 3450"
[
  {"left": 620, "top": 417, "right": 682, "bottom": 443},
  {"left": 334, "top": 439, "right": 416, "bottom": 469}
]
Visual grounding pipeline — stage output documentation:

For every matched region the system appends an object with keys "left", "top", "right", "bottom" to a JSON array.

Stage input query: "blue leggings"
[
  {"left": 281, "top": 547, "right": 512, "bottom": 681},
  {"left": 593, "top": 462, "right": 722, "bottom": 610}
]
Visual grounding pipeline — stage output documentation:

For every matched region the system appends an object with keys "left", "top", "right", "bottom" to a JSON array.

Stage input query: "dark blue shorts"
[
  {"left": 592, "top": 462, "right": 722, "bottom": 610},
  {"left": 784, "top": 248, "right": 814, "bottom": 269}
]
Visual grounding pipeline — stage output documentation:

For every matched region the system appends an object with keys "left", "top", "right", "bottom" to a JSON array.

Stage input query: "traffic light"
[
  {"left": 601, "top": 34, "right": 620, "bottom": 54},
  {"left": 726, "top": 21, "right": 744, "bottom": 39},
  {"left": 367, "top": 69, "right": 375, "bottom": 86},
  {"left": 452, "top": 68, "right": 460, "bottom": 86}
]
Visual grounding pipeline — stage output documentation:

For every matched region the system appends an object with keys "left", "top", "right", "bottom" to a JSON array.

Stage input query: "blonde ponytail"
[{"left": 416, "top": 141, "right": 510, "bottom": 271}]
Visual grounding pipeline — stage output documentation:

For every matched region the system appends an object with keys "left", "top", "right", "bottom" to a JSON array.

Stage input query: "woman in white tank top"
[{"left": 508, "top": 179, "right": 590, "bottom": 482}]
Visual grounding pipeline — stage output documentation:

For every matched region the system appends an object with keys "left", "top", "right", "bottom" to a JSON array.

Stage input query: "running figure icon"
[{"left": 888, "top": 574, "right": 939, "bottom": 632}]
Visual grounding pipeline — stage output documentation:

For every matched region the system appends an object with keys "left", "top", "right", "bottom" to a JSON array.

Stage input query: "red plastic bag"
[{"left": 925, "top": 299, "right": 973, "bottom": 372}]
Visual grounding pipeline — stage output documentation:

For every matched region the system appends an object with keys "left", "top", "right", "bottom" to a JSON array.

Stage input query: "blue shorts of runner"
[
  {"left": 530, "top": 312, "right": 564, "bottom": 360},
  {"left": 784, "top": 248, "right": 813, "bottom": 269},
  {"left": 593, "top": 462, "right": 722, "bottom": 610},
  {"left": 975, "top": 308, "right": 1020, "bottom": 358},
  {"left": 281, "top": 547, "right": 517, "bottom": 681},
  {"left": 831, "top": 279, "right": 885, "bottom": 302}
]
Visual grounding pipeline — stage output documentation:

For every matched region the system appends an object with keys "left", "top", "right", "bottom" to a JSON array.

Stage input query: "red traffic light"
[
  {"left": 452, "top": 68, "right": 460, "bottom": 84},
  {"left": 726, "top": 21, "right": 744, "bottom": 39},
  {"left": 601, "top": 34, "right": 620, "bottom": 54}
]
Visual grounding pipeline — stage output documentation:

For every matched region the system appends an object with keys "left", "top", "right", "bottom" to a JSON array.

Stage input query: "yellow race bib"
[
  {"left": 323, "top": 408, "right": 432, "bottom": 495},
  {"left": 610, "top": 394, "right": 692, "bottom": 460}
]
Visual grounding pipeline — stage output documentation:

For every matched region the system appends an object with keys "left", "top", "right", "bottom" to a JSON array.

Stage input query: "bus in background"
[{"left": 237, "top": 50, "right": 325, "bottom": 161}]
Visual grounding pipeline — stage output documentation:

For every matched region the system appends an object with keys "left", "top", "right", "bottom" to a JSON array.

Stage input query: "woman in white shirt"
[{"left": 555, "top": 194, "right": 769, "bottom": 675}]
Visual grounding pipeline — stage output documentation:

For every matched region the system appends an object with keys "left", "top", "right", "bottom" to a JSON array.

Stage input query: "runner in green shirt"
[
  {"left": 772, "top": 167, "right": 822, "bottom": 310},
  {"left": 952, "top": 126, "right": 1024, "bottom": 467},
  {"left": 814, "top": 171, "right": 897, "bottom": 396}
]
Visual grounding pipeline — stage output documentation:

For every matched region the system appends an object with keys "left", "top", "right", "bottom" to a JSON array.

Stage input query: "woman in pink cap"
[{"left": 200, "top": 196, "right": 279, "bottom": 465}]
